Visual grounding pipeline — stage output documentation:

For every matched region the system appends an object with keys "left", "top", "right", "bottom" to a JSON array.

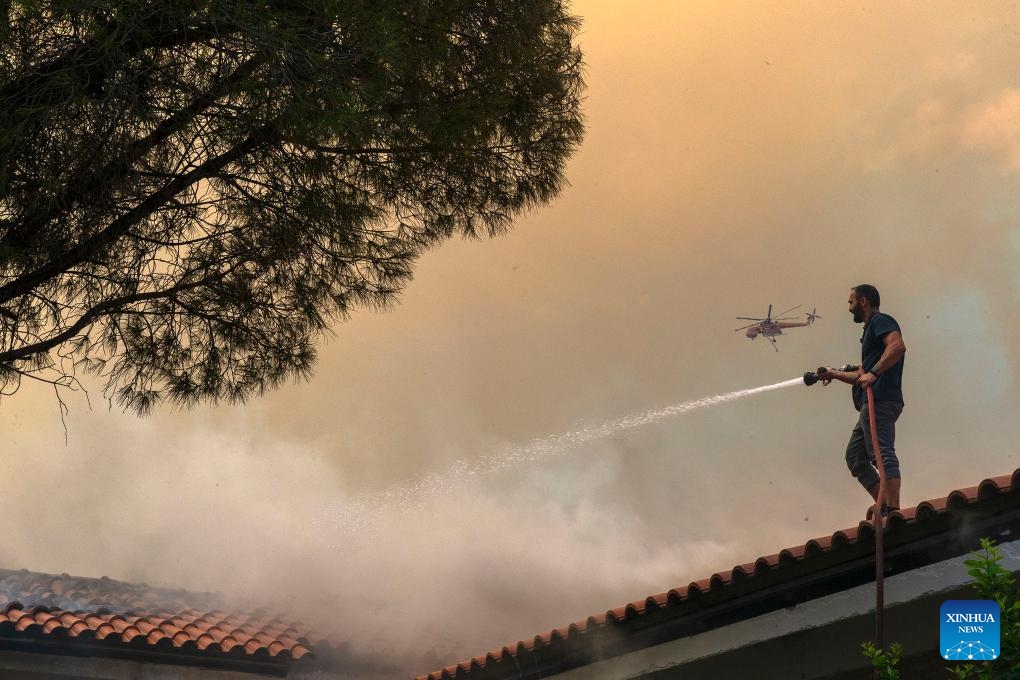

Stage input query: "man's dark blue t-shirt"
[{"left": 852, "top": 311, "right": 904, "bottom": 411}]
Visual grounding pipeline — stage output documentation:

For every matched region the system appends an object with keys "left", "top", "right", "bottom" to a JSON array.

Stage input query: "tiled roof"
[
  {"left": 0, "top": 569, "right": 221, "bottom": 614},
  {"left": 418, "top": 468, "right": 1020, "bottom": 680},
  {"left": 0, "top": 569, "right": 316, "bottom": 675}
]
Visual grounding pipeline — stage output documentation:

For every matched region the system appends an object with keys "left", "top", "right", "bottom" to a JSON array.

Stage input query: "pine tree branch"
[
  {"left": 0, "top": 266, "right": 236, "bottom": 365},
  {"left": 0, "top": 121, "right": 278, "bottom": 306},
  {"left": 0, "top": 55, "right": 263, "bottom": 246}
]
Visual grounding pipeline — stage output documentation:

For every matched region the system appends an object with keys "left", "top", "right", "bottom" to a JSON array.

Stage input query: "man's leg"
[
  {"left": 846, "top": 415, "right": 880, "bottom": 498},
  {"left": 870, "top": 401, "right": 903, "bottom": 509},
  {"left": 866, "top": 482, "right": 880, "bottom": 502},
  {"left": 885, "top": 478, "right": 901, "bottom": 509}
]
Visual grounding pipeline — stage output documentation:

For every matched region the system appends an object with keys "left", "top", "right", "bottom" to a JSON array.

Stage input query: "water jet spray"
[{"left": 328, "top": 376, "right": 813, "bottom": 530}]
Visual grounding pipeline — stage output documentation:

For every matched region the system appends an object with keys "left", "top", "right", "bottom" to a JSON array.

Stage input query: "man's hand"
[
  {"left": 857, "top": 371, "right": 878, "bottom": 389},
  {"left": 819, "top": 368, "right": 859, "bottom": 385}
]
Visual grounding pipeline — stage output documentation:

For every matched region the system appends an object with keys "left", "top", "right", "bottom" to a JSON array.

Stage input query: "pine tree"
[{"left": 0, "top": 0, "right": 585, "bottom": 413}]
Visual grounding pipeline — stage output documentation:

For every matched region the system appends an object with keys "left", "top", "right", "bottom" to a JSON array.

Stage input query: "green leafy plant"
[{"left": 861, "top": 640, "right": 903, "bottom": 679}]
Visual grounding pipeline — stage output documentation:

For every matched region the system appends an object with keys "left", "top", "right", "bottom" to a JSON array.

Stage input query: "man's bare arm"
[
  {"left": 871, "top": 330, "right": 906, "bottom": 376},
  {"left": 818, "top": 330, "right": 905, "bottom": 386},
  {"left": 857, "top": 330, "right": 906, "bottom": 389}
]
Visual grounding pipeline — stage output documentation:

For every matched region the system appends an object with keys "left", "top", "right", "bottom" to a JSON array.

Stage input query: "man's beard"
[{"left": 853, "top": 308, "right": 865, "bottom": 323}]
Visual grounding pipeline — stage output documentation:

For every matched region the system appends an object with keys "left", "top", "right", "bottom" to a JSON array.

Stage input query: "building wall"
[
  {"left": 0, "top": 650, "right": 280, "bottom": 680},
  {"left": 638, "top": 585, "right": 970, "bottom": 680},
  {"left": 549, "top": 538, "right": 1020, "bottom": 680}
]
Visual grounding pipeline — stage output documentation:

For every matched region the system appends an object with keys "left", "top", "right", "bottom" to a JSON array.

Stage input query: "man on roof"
[{"left": 818, "top": 284, "right": 907, "bottom": 517}]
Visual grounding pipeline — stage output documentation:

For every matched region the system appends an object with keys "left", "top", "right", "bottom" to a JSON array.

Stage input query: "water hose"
[
  {"left": 865, "top": 370, "right": 886, "bottom": 657},
  {"left": 804, "top": 365, "right": 887, "bottom": 654}
]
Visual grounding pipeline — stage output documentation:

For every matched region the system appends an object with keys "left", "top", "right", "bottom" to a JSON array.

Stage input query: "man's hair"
[{"left": 853, "top": 284, "right": 881, "bottom": 308}]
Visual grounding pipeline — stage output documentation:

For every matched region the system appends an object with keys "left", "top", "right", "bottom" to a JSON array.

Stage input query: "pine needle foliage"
[{"left": 0, "top": 0, "right": 585, "bottom": 413}]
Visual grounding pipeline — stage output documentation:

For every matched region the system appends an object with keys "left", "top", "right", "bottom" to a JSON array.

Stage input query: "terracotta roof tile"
[
  {"left": 647, "top": 592, "right": 668, "bottom": 608},
  {"left": 194, "top": 633, "right": 216, "bottom": 650},
  {"left": 145, "top": 628, "right": 168, "bottom": 645},
  {"left": 94, "top": 622, "right": 116, "bottom": 640},
  {"left": 0, "top": 569, "right": 319, "bottom": 673},
  {"left": 417, "top": 467, "right": 1020, "bottom": 680}
]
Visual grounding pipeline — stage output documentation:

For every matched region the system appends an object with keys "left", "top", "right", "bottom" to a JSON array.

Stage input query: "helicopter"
[{"left": 735, "top": 304, "right": 821, "bottom": 351}]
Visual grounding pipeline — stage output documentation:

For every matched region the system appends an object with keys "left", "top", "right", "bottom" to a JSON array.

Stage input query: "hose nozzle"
[
  {"left": 803, "top": 364, "right": 858, "bottom": 386},
  {"left": 803, "top": 367, "right": 827, "bottom": 386}
]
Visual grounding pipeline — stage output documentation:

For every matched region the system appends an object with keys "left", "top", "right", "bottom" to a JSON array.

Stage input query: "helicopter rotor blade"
[
  {"left": 736, "top": 316, "right": 767, "bottom": 321},
  {"left": 734, "top": 323, "right": 759, "bottom": 332},
  {"left": 773, "top": 304, "right": 802, "bottom": 319}
]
